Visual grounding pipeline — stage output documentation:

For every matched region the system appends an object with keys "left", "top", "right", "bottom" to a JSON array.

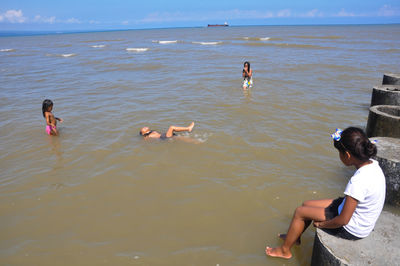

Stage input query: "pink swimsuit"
[{"left": 46, "top": 125, "right": 56, "bottom": 135}]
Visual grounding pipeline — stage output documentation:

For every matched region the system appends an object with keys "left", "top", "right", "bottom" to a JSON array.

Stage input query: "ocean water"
[{"left": 0, "top": 25, "right": 399, "bottom": 265}]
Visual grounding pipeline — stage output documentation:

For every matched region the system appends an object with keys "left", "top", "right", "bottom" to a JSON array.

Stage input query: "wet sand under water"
[{"left": 1, "top": 24, "right": 400, "bottom": 265}]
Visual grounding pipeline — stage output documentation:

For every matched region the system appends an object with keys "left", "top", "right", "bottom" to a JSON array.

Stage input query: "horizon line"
[{"left": 1, "top": 22, "right": 399, "bottom": 38}]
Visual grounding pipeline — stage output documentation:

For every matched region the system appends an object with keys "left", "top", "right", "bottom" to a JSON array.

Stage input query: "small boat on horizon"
[{"left": 207, "top": 22, "right": 229, "bottom": 27}]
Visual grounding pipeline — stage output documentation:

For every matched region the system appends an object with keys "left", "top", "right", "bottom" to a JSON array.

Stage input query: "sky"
[{"left": 0, "top": 0, "right": 400, "bottom": 31}]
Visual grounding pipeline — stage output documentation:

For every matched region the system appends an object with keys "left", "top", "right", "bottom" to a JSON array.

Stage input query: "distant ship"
[{"left": 208, "top": 22, "right": 229, "bottom": 27}]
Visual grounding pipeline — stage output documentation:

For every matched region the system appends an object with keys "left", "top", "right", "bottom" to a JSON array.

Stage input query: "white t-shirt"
[{"left": 342, "top": 159, "right": 386, "bottom": 238}]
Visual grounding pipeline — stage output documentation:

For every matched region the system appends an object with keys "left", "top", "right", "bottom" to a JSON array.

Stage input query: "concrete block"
[
  {"left": 311, "top": 210, "right": 400, "bottom": 266},
  {"left": 371, "top": 137, "right": 400, "bottom": 206},
  {"left": 370, "top": 85, "right": 400, "bottom": 107},
  {"left": 366, "top": 105, "right": 400, "bottom": 138},
  {"left": 382, "top": 73, "right": 400, "bottom": 85}
]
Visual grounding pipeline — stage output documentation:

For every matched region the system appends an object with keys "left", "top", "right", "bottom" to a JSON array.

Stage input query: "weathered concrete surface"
[
  {"left": 382, "top": 73, "right": 400, "bottom": 85},
  {"left": 370, "top": 85, "right": 400, "bottom": 107},
  {"left": 311, "top": 210, "right": 400, "bottom": 266},
  {"left": 366, "top": 105, "right": 400, "bottom": 138},
  {"left": 371, "top": 137, "right": 400, "bottom": 206}
]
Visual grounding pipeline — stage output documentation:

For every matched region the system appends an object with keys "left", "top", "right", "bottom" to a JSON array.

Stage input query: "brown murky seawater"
[{"left": 1, "top": 25, "right": 400, "bottom": 265}]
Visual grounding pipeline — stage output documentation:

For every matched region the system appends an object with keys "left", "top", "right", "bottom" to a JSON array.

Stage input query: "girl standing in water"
[
  {"left": 266, "top": 127, "right": 385, "bottom": 259},
  {"left": 42, "top": 99, "right": 63, "bottom": 136},
  {"left": 242, "top": 61, "right": 253, "bottom": 89}
]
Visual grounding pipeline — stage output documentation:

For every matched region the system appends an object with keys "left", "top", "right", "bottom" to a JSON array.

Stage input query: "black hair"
[
  {"left": 244, "top": 61, "right": 251, "bottom": 70},
  {"left": 333, "top": 127, "right": 377, "bottom": 161},
  {"left": 42, "top": 99, "right": 53, "bottom": 117},
  {"left": 140, "top": 130, "right": 153, "bottom": 137}
]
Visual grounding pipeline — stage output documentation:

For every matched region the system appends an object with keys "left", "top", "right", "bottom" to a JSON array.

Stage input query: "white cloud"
[
  {"left": 262, "top": 11, "right": 275, "bottom": 18},
  {"left": 34, "top": 16, "right": 83, "bottom": 24},
  {"left": 65, "top": 17, "right": 81, "bottom": 24},
  {"left": 213, "top": 9, "right": 292, "bottom": 19},
  {"left": 331, "top": 6, "right": 400, "bottom": 18},
  {"left": 139, "top": 8, "right": 332, "bottom": 23},
  {"left": 138, "top": 5, "right": 400, "bottom": 24},
  {"left": 121, "top": 20, "right": 129, "bottom": 25},
  {"left": 301, "top": 9, "right": 323, "bottom": 18},
  {"left": 137, "top": 5, "right": 400, "bottom": 24},
  {"left": 378, "top": 5, "right": 400, "bottom": 17},
  {"left": 277, "top": 9, "right": 291, "bottom": 18},
  {"left": 34, "top": 15, "right": 56, "bottom": 24},
  {"left": 335, "top": 9, "right": 356, "bottom": 17},
  {"left": 139, "top": 9, "right": 291, "bottom": 23},
  {"left": 0, "top": 9, "right": 27, "bottom": 23},
  {"left": 140, "top": 11, "right": 185, "bottom": 23}
]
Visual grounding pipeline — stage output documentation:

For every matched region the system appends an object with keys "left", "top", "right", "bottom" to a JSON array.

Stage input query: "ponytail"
[{"left": 334, "top": 127, "right": 376, "bottom": 161}]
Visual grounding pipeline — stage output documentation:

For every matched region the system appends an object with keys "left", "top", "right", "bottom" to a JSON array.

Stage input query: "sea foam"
[
  {"left": 126, "top": 48, "right": 149, "bottom": 52},
  {"left": 61, "top": 53, "right": 76, "bottom": 57},
  {"left": 242, "top": 37, "right": 270, "bottom": 41},
  {"left": 0, "top": 49, "right": 15, "bottom": 52},
  {"left": 91, "top": 45, "right": 106, "bottom": 48},
  {"left": 46, "top": 53, "right": 76, "bottom": 57},
  {"left": 153, "top": 40, "right": 178, "bottom": 44},
  {"left": 192, "top": 41, "right": 222, "bottom": 45}
]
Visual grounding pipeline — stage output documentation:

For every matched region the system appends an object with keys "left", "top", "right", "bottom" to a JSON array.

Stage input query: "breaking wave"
[
  {"left": 241, "top": 37, "right": 282, "bottom": 41},
  {"left": 291, "top": 35, "right": 344, "bottom": 40},
  {"left": 152, "top": 40, "right": 178, "bottom": 44},
  {"left": 81, "top": 39, "right": 124, "bottom": 43},
  {"left": 46, "top": 53, "right": 77, "bottom": 57},
  {"left": 239, "top": 42, "right": 334, "bottom": 50},
  {"left": 192, "top": 41, "right": 222, "bottom": 45},
  {"left": 126, "top": 48, "right": 149, "bottom": 52},
  {"left": 61, "top": 53, "right": 76, "bottom": 57},
  {"left": 0, "top": 49, "right": 15, "bottom": 52},
  {"left": 243, "top": 37, "right": 270, "bottom": 41}
]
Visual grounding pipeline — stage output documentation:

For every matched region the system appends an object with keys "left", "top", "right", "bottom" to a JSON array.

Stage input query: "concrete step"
[{"left": 311, "top": 210, "right": 400, "bottom": 266}]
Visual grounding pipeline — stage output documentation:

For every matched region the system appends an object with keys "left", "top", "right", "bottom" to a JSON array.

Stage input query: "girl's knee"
[
  {"left": 294, "top": 205, "right": 313, "bottom": 219},
  {"left": 294, "top": 206, "right": 304, "bottom": 217}
]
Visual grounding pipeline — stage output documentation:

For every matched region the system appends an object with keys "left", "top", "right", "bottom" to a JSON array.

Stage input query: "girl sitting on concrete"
[{"left": 266, "top": 127, "right": 386, "bottom": 259}]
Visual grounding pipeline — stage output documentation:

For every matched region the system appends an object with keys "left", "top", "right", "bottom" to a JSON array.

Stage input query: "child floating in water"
[
  {"left": 42, "top": 99, "right": 63, "bottom": 136},
  {"left": 266, "top": 127, "right": 385, "bottom": 259},
  {"left": 242, "top": 61, "right": 253, "bottom": 89},
  {"left": 140, "top": 122, "right": 195, "bottom": 140}
]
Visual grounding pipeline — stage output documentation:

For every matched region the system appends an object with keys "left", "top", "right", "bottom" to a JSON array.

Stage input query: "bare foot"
[
  {"left": 265, "top": 246, "right": 292, "bottom": 259},
  {"left": 188, "top": 122, "right": 195, "bottom": 132},
  {"left": 278, "top": 234, "right": 301, "bottom": 245}
]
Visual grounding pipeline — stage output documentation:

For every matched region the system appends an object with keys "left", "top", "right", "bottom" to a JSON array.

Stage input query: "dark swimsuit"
[
  {"left": 143, "top": 130, "right": 176, "bottom": 140},
  {"left": 160, "top": 133, "right": 176, "bottom": 140},
  {"left": 322, "top": 197, "right": 362, "bottom": 240}
]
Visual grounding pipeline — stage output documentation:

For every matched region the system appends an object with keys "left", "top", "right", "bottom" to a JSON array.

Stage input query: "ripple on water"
[{"left": 1, "top": 25, "right": 399, "bottom": 266}]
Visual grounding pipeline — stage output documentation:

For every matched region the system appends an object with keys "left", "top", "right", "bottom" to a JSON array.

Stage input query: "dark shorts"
[
  {"left": 324, "top": 197, "right": 343, "bottom": 220},
  {"left": 323, "top": 197, "right": 362, "bottom": 241}
]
